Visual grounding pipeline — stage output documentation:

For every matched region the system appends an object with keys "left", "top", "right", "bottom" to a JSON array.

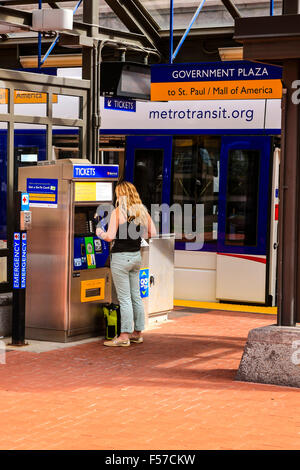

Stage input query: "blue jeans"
[{"left": 111, "top": 251, "right": 145, "bottom": 333}]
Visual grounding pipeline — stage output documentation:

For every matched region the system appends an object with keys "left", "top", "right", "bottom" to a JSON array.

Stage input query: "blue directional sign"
[
  {"left": 139, "top": 268, "right": 149, "bottom": 299},
  {"left": 104, "top": 96, "right": 136, "bottom": 112},
  {"left": 13, "top": 233, "right": 21, "bottom": 289},
  {"left": 151, "top": 60, "right": 282, "bottom": 83}
]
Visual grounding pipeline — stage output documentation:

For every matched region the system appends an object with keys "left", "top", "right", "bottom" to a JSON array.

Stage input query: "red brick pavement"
[{"left": 0, "top": 308, "right": 299, "bottom": 450}]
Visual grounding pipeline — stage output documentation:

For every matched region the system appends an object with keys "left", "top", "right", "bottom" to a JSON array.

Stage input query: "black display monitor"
[{"left": 100, "top": 62, "right": 151, "bottom": 100}]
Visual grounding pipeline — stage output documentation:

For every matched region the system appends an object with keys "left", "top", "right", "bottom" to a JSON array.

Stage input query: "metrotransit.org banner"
[{"left": 100, "top": 98, "right": 281, "bottom": 132}]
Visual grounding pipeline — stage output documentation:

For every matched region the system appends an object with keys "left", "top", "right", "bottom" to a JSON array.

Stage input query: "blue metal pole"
[
  {"left": 169, "top": 0, "right": 174, "bottom": 64},
  {"left": 38, "top": 0, "right": 42, "bottom": 68},
  {"left": 270, "top": 0, "right": 274, "bottom": 16},
  {"left": 40, "top": 0, "right": 83, "bottom": 66},
  {"left": 172, "top": 0, "right": 206, "bottom": 62},
  {"left": 73, "top": 0, "right": 83, "bottom": 15},
  {"left": 40, "top": 35, "right": 60, "bottom": 66}
]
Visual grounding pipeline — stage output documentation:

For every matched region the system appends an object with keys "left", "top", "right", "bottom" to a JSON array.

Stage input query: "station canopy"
[
  {"left": 0, "top": 0, "right": 284, "bottom": 34},
  {"left": 0, "top": 0, "right": 284, "bottom": 65}
]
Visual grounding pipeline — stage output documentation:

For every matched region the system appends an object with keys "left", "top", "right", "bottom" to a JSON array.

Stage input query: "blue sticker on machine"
[
  {"left": 139, "top": 268, "right": 149, "bottom": 298},
  {"left": 13, "top": 232, "right": 20, "bottom": 289},
  {"left": 73, "top": 165, "right": 119, "bottom": 179},
  {"left": 27, "top": 178, "right": 58, "bottom": 208},
  {"left": 21, "top": 193, "right": 30, "bottom": 211}
]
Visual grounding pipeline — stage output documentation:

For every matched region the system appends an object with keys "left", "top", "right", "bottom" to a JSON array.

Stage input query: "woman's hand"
[
  {"left": 96, "top": 209, "right": 119, "bottom": 243},
  {"left": 96, "top": 227, "right": 105, "bottom": 239}
]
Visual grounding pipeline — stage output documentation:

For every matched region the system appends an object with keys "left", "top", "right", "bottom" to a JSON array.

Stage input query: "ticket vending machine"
[{"left": 18, "top": 159, "right": 119, "bottom": 342}]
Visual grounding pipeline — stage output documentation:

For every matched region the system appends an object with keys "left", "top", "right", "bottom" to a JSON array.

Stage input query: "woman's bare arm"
[
  {"left": 96, "top": 208, "right": 119, "bottom": 242},
  {"left": 147, "top": 212, "right": 157, "bottom": 238}
]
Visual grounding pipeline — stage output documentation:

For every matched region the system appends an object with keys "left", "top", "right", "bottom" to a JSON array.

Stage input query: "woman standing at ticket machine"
[{"left": 96, "top": 181, "right": 157, "bottom": 347}]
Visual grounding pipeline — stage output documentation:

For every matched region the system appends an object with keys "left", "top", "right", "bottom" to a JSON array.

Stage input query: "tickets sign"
[
  {"left": 73, "top": 165, "right": 119, "bottom": 179},
  {"left": 151, "top": 60, "right": 282, "bottom": 101}
]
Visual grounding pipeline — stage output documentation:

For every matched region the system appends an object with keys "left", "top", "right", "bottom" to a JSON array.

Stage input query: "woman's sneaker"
[
  {"left": 129, "top": 335, "right": 143, "bottom": 344},
  {"left": 103, "top": 336, "right": 130, "bottom": 347}
]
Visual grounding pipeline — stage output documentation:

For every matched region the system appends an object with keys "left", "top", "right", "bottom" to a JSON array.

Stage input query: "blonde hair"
[{"left": 115, "top": 181, "right": 148, "bottom": 228}]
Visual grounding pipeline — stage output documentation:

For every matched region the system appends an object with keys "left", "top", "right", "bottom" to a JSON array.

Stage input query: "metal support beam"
[
  {"left": 82, "top": 0, "right": 99, "bottom": 164},
  {"left": 104, "top": 0, "right": 161, "bottom": 51},
  {"left": 0, "top": 6, "right": 31, "bottom": 29},
  {"left": 276, "top": 61, "right": 300, "bottom": 326},
  {"left": 220, "top": 0, "right": 242, "bottom": 19},
  {"left": 123, "top": 0, "right": 161, "bottom": 32},
  {"left": 48, "top": 2, "right": 59, "bottom": 8},
  {"left": 0, "top": 0, "right": 76, "bottom": 4},
  {"left": 37, "top": 0, "right": 42, "bottom": 68},
  {"left": 169, "top": 0, "right": 174, "bottom": 64}
]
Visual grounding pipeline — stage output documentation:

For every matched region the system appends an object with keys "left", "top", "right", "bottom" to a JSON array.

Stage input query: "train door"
[
  {"left": 268, "top": 147, "right": 280, "bottom": 306},
  {"left": 126, "top": 134, "right": 275, "bottom": 305},
  {"left": 125, "top": 136, "right": 173, "bottom": 225},
  {"left": 216, "top": 136, "right": 272, "bottom": 304}
]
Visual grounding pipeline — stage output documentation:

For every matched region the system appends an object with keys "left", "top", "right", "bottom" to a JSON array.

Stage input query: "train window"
[
  {"left": 53, "top": 95, "right": 81, "bottom": 120},
  {"left": 0, "top": 88, "right": 8, "bottom": 114},
  {"left": 172, "top": 136, "right": 221, "bottom": 243},
  {"left": 14, "top": 89, "right": 48, "bottom": 117},
  {"left": 14, "top": 124, "right": 46, "bottom": 190},
  {"left": 101, "top": 150, "right": 119, "bottom": 165},
  {"left": 52, "top": 127, "right": 82, "bottom": 159},
  {"left": 225, "top": 149, "right": 260, "bottom": 246},
  {"left": 134, "top": 149, "right": 163, "bottom": 212}
]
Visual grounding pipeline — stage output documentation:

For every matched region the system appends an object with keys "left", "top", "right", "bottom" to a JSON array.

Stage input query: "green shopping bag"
[{"left": 103, "top": 303, "right": 121, "bottom": 339}]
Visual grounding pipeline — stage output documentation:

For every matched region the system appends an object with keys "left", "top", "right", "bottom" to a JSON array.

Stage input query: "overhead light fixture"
[
  {"left": 32, "top": 9, "right": 73, "bottom": 32},
  {"left": 19, "top": 54, "right": 82, "bottom": 68},
  {"left": 218, "top": 47, "right": 243, "bottom": 61}
]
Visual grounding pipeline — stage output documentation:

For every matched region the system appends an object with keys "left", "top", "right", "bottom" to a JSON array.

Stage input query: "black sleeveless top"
[{"left": 111, "top": 220, "right": 142, "bottom": 253}]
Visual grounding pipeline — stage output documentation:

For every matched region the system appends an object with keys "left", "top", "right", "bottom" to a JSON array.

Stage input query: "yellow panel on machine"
[{"left": 80, "top": 279, "right": 105, "bottom": 302}]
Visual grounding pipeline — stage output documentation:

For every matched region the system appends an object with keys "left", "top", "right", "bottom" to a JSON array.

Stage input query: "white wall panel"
[{"left": 174, "top": 267, "right": 217, "bottom": 302}]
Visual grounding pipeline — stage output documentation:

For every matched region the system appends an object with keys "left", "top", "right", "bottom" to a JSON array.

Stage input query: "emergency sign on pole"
[{"left": 11, "top": 191, "right": 31, "bottom": 346}]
